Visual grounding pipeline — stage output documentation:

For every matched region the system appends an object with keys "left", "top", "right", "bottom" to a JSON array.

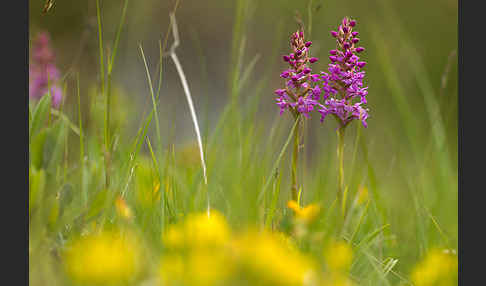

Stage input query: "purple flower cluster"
[
  {"left": 318, "top": 17, "right": 369, "bottom": 127},
  {"left": 29, "top": 32, "right": 63, "bottom": 108},
  {"left": 274, "top": 29, "right": 321, "bottom": 118},
  {"left": 275, "top": 17, "right": 369, "bottom": 127}
]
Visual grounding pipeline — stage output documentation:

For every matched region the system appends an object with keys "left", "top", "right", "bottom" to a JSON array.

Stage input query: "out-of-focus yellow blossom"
[
  {"left": 233, "top": 229, "right": 316, "bottom": 286},
  {"left": 411, "top": 249, "right": 458, "bottom": 286},
  {"left": 63, "top": 230, "right": 142, "bottom": 285},
  {"left": 357, "top": 186, "right": 368, "bottom": 205},
  {"left": 159, "top": 254, "right": 185, "bottom": 285},
  {"left": 163, "top": 210, "right": 231, "bottom": 249},
  {"left": 321, "top": 273, "right": 355, "bottom": 286},
  {"left": 273, "top": 230, "right": 299, "bottom": 251},
  {"left": 324, "top": 240, "right": 354, "bottom": 272},
  {"left": 287, "top": 200, "right": 321, "bottom": 224},
  {"left": 160, "top": 211, "right": 234, "bottom": 286},
  {"left": 159, "top": 250, "right": 233, "bottom": 286},
  {"left": 154, "top": 181, "right": 161, "bottom": 194},
  {"left": 187, "top": 250, "right": 234, "bottom": 286},
  {"left": 115, "top": 196, "right": 133, "bottom": 220}
]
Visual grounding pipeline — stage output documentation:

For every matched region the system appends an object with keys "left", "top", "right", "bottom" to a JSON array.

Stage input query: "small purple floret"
[{"left": 29, "top": 32, "right": 63, "bottom": 108}]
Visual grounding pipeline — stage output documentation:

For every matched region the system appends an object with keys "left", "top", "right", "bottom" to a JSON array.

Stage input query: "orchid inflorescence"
[
  {"left": 29, "top": 32, "right": 63, "bottom": 108},
  {"left": 275, "top": 17, "right": 369, "bottom": 128},
  {"left": 275, "top": 29, "right": 321, "bottom": 119}
]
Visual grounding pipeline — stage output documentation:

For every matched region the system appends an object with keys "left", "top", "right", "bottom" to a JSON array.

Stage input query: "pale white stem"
[
  {"left": 167, "top": 13, "right": 209, "bottom": 215},
  {"left": 170, "top": 52, "right": 208, "bottom": 186}
]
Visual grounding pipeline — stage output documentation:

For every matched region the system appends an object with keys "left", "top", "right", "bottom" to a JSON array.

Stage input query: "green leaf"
[
  {"left": 29, "top": 168, "right": 46, "bottom": 216},
  {"left": 357, "top": 224, "right": 390, "bottom": 249},
  {"left": 30, "top": 94, "right": 51, "bottom": 140},
  {"left": 30, "top": 129, "right": 48, "bottom": 169},
  {"left": 48, "top": 195, "right": 60, "bottom": 229},
  {"left": 46, "top": 120, "right": 68, "bottom": 173}
]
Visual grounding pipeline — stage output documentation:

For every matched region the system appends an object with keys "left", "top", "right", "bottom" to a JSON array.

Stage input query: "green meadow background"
[{"left": 29, "top": 0, "right": 457, "bottom": 285}]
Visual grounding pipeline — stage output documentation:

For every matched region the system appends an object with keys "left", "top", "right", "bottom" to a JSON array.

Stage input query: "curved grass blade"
[{"left": 167, "top": 13, "right": 208, "bottom": 188}]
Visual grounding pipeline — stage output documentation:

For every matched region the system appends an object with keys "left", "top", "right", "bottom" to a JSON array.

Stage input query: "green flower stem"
[
  {"left": 291, "top": 114, "right": 301, "bottom": 203},
  {"left": 337, "top": 125, "right": 346, "bottom": 216}
]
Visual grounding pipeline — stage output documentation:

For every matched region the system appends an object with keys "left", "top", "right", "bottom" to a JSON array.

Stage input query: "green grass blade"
[
  {"left": 139, "top": 44, "right": 162, "bottom": 153},
  {"left": 108, "top": 0, "right": 129, "bottom": 72},
  {"left": 257, "top": 116, "right": 300, "bottom": 204}
]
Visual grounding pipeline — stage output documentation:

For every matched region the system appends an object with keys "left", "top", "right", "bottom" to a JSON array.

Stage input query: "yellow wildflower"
[
  {"left": 321, "top": 273, "right": 355, "bottom": 286},
  {"left": 357, "top": 186, "right": 368, "bottom": 205},
  {"left": 324, "top": 240, "right": 354, "bottom": 272},
  {"left": 115, "top": 196, "right": 133, "bottom": 220},
  {"left": 159, "top": 254, "right": 185, "bottom": 285},
  {"left": 159, "top": 250, "right": 233, "bottom": 286},
  {"left": 160, "top": 211, "right": 233, "bottom": 285},
  {"left": 287, "top": 200, "right": 321, "bottom": 224},
  {"left": 233, "top": 229, "right": 316, "bottom": 286},
  {"left": 411, "top": 249, "right": 458, "bottom": 286},
  {"left": 163, "top": 210, "right": 231, "bottom": 249},
  {"left": 63, "top": 230, "right": 142, "bottom": 285}
]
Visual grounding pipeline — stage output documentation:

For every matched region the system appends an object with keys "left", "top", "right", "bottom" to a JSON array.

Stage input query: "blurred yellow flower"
[
  {"left": 321, "top": 273, "right": 355, "bottom": 286},
  {"left": 115, "top": 196, "right": 133, "bottom": 220},
  {"left": 163, "top": 210, "right": 231, "bottom": 249},
  {"left": 411, "top": 249, "right": 458, "bottom": 286},
  {"left": 287, "top": 200, "right": 321, "bottom": 224},
  {"left": 160, "top": 211, "right": 234, "bottom": 286},
  {"left": 63, "top": 230, "right": 142, "bottom": 285},
  {"left": 357, "top": 186, "right": 368, "bottom": 205},
  {"left": 159, "top": 250, "right": 233, "bottom": 286},
  {"left": 324, "top": 240, "right": 354, "bottom": 272},
  {"left": 159, "top": 254, "right": 185, "bottom": 285},
  {"left": 233, "top": 229, "right": 316, "bottom": 286}
]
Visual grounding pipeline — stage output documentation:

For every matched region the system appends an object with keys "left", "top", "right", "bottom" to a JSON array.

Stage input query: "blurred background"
[{"left": 29, "top": 0, "right": 457, "bottom": 281}]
